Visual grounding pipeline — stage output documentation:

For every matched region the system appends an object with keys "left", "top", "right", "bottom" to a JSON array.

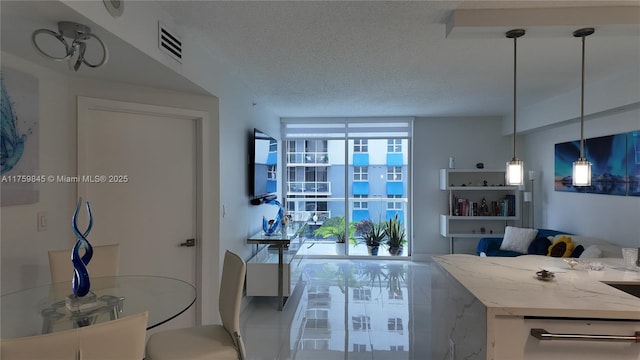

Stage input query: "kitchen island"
[{"left": 431, "top": 254, "right": 640, "bottom": 360}]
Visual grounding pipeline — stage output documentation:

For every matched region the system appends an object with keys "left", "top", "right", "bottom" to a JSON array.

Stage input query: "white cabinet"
[
  {"left": 246, "top": 243, "right": 305, "bottom": 297},
  {"left": 440, "top": 169, "right": 520, "bottom": 253}
]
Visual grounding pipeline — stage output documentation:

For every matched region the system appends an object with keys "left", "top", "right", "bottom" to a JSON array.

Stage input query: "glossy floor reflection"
[{"left": 241, "top": 259, "right": 431, "bottom": 360}]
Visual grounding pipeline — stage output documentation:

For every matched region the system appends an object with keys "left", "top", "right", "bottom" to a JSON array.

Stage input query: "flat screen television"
[{"left": 250, "top": 128, "right": 278, "bottom": 202}]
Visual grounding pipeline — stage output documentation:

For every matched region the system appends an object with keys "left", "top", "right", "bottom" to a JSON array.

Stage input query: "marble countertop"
[{"left": 433, "top": 254, "right": 640, "bottom": 320}]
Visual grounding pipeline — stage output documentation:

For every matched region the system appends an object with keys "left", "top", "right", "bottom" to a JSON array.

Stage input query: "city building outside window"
[
  {"left": 387, "top": 139, "right": 402, "bottom": 152},
  {"left": 388, "top": 195, "right": 403, "bottom": 211},
  {"left": 354, "top": 139, "right": 368, "bottom": 152},
  {"left": 353, "top": 194, "right": 368, "bottom": 209},
  {"left": 353, "top": 166, "right": 368, "bottom": 181},
  {"left": 282, "top": 119, "right": 412, "bottom": 257},
  {"left": 387, "top": 166, "right": 402, "bottom": 181}
]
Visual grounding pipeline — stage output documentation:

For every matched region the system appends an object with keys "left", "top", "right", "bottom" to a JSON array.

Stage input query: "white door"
[{"left": 77, "top": 97, "right": 202, "bottom": 329}]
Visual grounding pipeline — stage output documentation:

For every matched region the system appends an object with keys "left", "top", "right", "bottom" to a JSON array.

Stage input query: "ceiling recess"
[{"left": 158, "top": 22, "right": 182, "bottom": 63}]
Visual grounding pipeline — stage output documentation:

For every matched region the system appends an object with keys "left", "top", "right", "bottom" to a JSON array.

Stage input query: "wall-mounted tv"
[{"left": 250, "top": 128, "right": 278, "bottom": 202}]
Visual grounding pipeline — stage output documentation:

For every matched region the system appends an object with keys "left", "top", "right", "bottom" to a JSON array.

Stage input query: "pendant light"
[
  {"left": 505, "top": 29, "right": 525, "bottom": 186},
  {"left": 572, "top": 28, "right": 594, "bottom": 186}
]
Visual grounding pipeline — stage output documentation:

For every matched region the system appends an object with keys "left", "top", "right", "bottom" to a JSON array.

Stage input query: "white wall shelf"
[{"left": 440, "top": 169, "right": 520, "bottom": 253}]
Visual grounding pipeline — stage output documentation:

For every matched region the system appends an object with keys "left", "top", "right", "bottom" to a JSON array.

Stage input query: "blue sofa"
[{"left": 476, "top": 229, "right": 570, "bottom": 257}]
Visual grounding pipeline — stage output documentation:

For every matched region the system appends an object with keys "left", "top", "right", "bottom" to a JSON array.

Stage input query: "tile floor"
[{"left": 240, "top": 259, "right": 432, "bottom": 360}]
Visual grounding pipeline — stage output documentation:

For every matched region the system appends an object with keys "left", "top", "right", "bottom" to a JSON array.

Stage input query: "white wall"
[
  {"left": 522, "top": 108, "right": 640, "bottom": 248},
  {"left": 0, "top": 52, "right": 219, "bottom": 293},
  {"left": 412, "top": 116, "right": 511, "bottom": 258},
  {"left": 1, "top": 53, "right": 74, "bottom": 293}
]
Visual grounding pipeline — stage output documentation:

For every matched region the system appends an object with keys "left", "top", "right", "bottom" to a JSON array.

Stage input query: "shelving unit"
[{"left": 440, "top": 169, "right": 520, "bottom": 253}]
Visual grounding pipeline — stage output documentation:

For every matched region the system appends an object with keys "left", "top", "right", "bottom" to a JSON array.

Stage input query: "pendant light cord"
[
  {"left": 573, "top": 27, "right": 594, "bottom": 160},
  {"left": 513, "top": 34, "right": 518, "bottom": 161},
  {"left": 579, "top": 34, "right": 586, "bottom": 159},
  {"left": 506, "top": 29, "right": 525, "bottom": 161}
]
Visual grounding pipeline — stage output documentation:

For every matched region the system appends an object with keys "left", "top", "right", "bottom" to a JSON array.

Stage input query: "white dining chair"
[
  {"left": 48, "top": 244, "right": 120, "bottom": 283},
  {"left": 145, "top": 250, "right": 247, "bottom": 360},
  {"left": 0, "top": 311, "right": 148, "bottom": 360}
]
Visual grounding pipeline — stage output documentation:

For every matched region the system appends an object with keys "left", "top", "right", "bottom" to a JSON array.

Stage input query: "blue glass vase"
[
  {"left": 262, "top": 199, "right": 284, "bottom": 236},
  {"left": 71, "top": 197, "right": 93, "bottom": 297}
]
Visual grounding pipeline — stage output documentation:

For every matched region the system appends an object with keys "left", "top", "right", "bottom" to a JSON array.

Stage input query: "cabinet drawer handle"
[{"left": 531, "top": 328, "right": 640, "bottom": 343}]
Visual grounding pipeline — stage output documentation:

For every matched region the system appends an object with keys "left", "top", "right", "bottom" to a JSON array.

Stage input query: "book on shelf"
[{"left": 450, "top": 195, "right": 515, "bottom": 217}]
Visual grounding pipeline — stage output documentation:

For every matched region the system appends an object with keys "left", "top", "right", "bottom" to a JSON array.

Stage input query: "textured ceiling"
[
  {"left": 2, "top": 1, "right": 638, "bottom": 120},
  {"left": 158, "top": 1, "right": 640, "bottom": 118}
]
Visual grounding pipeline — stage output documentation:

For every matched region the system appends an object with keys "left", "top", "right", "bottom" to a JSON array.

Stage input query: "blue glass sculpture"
[
  {"left": 262, "top": 199, "right": 284, "bottom": 236},
  {"left": 71, "top": 197, "right": 93, "bottom": 297}
]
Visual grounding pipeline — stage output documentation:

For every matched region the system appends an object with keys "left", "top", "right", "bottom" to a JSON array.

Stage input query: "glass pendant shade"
[
  {"left": 572, "top": 158, "right": 592, "bottom": 186},
  {"left": 506, "top": 158, "right": 524, "bottom": 186}
]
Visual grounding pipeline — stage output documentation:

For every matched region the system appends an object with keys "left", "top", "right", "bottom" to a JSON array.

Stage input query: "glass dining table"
[{"left": 0, "top": 275, "right": 196, "bottom": 339}]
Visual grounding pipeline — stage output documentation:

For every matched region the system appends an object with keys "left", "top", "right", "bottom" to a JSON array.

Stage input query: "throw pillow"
[
  {"left": 579, "top": 245, "right": 603, "bottom": 259},
  {"left": 499, "top": 226, "right": 538, "bottom": 254},
  {"left": 527, "top": 237, "right": 552, "bottom": 255},
  {"left": 547, "top": 235, "right": 575, "bottom": 257},
  {"left": 571, "top": 245, "right": 585, "bottom": 258}
]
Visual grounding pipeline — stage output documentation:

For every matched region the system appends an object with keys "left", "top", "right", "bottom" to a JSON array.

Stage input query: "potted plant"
[
  {"left": 356, "top": 219, "right": 385, "bottom": 255},
  {"left": 384, "top": 214, "right": 406, "bottom": 256},
  {"left": 314, "top": 216, "right": 356, "bottom": 246}
]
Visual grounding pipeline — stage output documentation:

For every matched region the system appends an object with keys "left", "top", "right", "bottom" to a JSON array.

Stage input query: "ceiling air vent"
[{"left": 158, "top": 22, "right": 182, "bottom": 63}]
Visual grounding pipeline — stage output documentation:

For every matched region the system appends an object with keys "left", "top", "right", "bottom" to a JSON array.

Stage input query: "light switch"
[{"left": 37, "top": 211, "right": 48, "bottom": 232}]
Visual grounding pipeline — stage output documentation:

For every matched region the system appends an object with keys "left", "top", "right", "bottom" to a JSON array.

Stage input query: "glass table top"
[{"left": 1, "top": 275, "right": 196, "bottom": 339}]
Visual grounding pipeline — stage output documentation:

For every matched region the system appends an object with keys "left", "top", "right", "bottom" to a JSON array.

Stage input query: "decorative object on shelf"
[
  {"left": 505, "top": 29, "right": 526, "bottom": 186},
  {"left": 31, "top": 21, "right": 108, "bottom": 72},
  {"left": 384, "top": 214, "right": 406, "bottom": 256},
  {"left": 572, "top": 28, "right": 595, "bottom": 186},
  {"left": 262, "top": 198, "right": 284, "bottom": 235},
  {"left": 70, "top": 198, "right": 94, "bottom": 301},
  {"left": 448, "top": 156, "right": 455, "bottom": 169},
  {"left": 476, "top": 162, "right": 484, "bottom": 169}
]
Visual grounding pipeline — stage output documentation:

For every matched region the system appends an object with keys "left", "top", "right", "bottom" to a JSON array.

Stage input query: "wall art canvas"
[
  {"left": 555, "top": 131, "right": 637, "bottom": 196},
  {"left": 1, "top": 67, "right": 39, "bottom": 206},
  {"left": 628, "top": 131, "right": 640, "bottom": 197}
]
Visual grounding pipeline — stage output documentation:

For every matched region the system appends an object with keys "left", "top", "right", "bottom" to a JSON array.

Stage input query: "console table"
[{"left": 247, "top": 232, "right": 296, "bottom": 310}]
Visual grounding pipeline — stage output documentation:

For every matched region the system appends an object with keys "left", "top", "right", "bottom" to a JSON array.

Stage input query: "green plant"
[
  {"left": 356, "top": 219, "right": 386, "bottom": 247},
  {"left": 384, "top": 214, "right": 406, "bottom": 249},
  {"left": 314, "top": 216, "right": 356, "bottom": 245}
]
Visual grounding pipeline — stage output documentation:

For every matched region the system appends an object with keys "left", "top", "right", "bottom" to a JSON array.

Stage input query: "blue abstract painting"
[
  {"left": 628, "top": 131, "right": 640, "bottom": 196},
  {"left": 555, "top": 131, "right": 638, "bottom": 196},
  {"left": 1, "top": 67, "right": 39, "bottom": 206}
]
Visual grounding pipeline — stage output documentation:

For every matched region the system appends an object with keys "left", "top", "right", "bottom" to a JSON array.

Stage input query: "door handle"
[
  {"left": 179, "top": 238, "right": 195, "bottom": 247},
  {"left": 531, "top": 328, "right": 640, "bottom": 343}
]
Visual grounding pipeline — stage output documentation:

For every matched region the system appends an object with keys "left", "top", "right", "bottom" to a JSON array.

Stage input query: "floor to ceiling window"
[{"left": 282, "top": 119, "right": 413, "bottom": 257}]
